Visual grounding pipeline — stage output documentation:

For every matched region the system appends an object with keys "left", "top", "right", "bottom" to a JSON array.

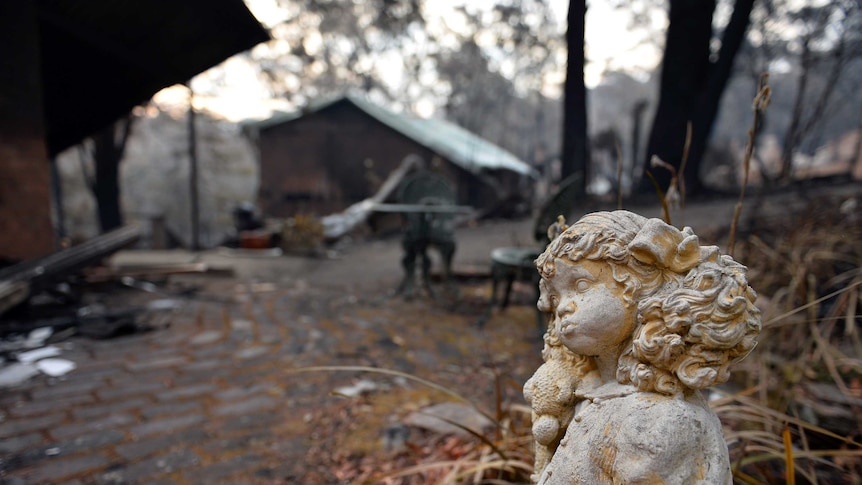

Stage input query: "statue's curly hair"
[{"left": 535, "top": 211, "right": 761, "bottom": 396}]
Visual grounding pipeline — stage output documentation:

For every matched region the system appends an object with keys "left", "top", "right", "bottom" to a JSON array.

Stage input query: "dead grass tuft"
[{"left": 723, "top": 194, "right": 862, "bottom": 483}]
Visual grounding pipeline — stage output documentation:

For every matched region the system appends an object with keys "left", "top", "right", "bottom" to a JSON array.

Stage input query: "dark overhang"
[{"left": 37, "top": 0, "right": 270, "bottom": 156}]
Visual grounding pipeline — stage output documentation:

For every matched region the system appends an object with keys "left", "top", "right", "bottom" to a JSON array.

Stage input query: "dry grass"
[
  {"left": 292, "top": 365, "right": 536, "bottom": 484},
  {"left": 720, "top": 196, "right": 862, "bottom": 484}
]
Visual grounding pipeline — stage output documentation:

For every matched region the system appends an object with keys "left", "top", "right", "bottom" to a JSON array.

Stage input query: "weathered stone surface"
[
  {"left": 190, "top": 331, "right": 223, "bottom": 346},
  {"left": 9, "top": 394, "right": 95, "bottom": 418},
  {"left": 115, "top": 429, "right": 208, "bottom": 461},
  {"left": 71, "top": 398, "right": 149, "bottom": 420},
  {"left": 0, "top": 432, "right": 42, "bottom": 454},
  {"left": 212, "top": 395, "right": 278, "bottom": 417},
  {"left": 1, "top": 431, "right": 125, "bottom": 474},
  {"left": 50, "top": 413, "right": 135, "bottom": 440},
  {"left": 525, "top": 211, "right": 762, "bottom": 484},
  {"left": 156, "top": 383, "right": 217, "bottom": 401},
  {"left": 0, "top": 413, "right": 65, "bottom": 439},
  {"left": 130, "top": 414, "right": 206, "bottom": 438},
  {"left": 20, "top": 453, "right": 110, "bottom": 483},
  {"left": 96, "top": 448, "right": 200, "bottom": 484}
]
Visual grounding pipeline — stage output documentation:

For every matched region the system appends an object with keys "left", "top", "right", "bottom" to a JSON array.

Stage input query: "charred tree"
[
  {"left": 90, "top": 115, "right": 134, "bottom": 232},
  {"left": 642, "top": 0, "right": 755, "bottom": 196},
  {"left": 561, "top": 0, "right": 589, "bottom": 193}
]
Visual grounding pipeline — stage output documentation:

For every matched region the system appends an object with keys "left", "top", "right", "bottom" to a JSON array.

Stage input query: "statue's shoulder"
[
  {"left": 541, "top": 390, "right": 730, "bottom": 485},
  {"left": 612, "top": 393, "right": 727, "bottom": 463},
  {"left": 604, "top": 392, "right": 730, "bottom": 484},
  {"left": 574, "top": 387, "right": 720, "bottom": 443},
  {"left": 614, "top": 391, "right": 722, "bottom": 437}
]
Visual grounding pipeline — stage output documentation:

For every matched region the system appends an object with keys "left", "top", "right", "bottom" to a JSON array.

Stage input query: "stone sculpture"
[{"left": 523, "top": 210, "right": 761, "bottom": 484}]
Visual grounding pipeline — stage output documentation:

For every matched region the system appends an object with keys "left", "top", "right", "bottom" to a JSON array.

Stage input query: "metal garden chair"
[{"left": 476, "top": 173, "right": 583, "bottom": 330}]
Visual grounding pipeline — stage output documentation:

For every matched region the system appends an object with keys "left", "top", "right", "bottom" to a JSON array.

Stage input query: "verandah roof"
[{"left": 38, "top": 0, "right": 270, "bottom": 156}]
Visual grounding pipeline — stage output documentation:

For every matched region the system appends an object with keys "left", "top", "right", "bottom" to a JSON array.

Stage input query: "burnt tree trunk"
[
  {"left": 641, "top": 0, "right": 754, "bottom": 197},
  {"left": 561, "top": 0, "right": 589, "bottom": 193},
  {"left": 643, "top": 0, "right": 713, "bottom": 195},
  {"left": 688, "top": 0, "right": 755, "bottom": 193},
  {"left": 91, "top": 116, "right": 134, "bottom": 232}
]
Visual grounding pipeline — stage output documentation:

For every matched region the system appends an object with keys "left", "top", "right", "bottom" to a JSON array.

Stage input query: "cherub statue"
[{"left": 524, "top": 210, "right": 761, "bottom": 484}]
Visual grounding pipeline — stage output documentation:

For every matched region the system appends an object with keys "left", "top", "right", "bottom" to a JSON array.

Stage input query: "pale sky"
[
  {"left": 583, "top": 2, "right": 665, "bottom": 85},
  {"left": 153, "top": 0, "right": 664, "bottom": 121}
]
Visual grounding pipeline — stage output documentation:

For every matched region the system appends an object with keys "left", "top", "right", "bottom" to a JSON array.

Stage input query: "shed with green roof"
[{"left": 245, "top": 94, "right": 538, "bottom": 220}]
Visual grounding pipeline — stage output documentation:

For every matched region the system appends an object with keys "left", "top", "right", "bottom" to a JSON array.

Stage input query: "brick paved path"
[{"left": 0, "top": 222, "right": 543, "bottom": 484}]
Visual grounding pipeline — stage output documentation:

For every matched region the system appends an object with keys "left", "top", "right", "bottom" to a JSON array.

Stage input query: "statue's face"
[{"left": 539, "top": 259, "right": 634, "bottom": 356}]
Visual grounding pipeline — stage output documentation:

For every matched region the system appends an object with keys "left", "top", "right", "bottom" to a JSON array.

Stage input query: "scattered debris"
[
  {"left": 230, "top": 319, "right": 254, "bottom": 331},
  {"left": 34, "top": 358, "right": 76, "bottom": 377},
  {"left": 216, "top": 247, "right": 282, "bottom": 258},
  {"left": 281, "top": 214, "right": 325, "bottom": 255},
  {"left": 321, "top": 155, "right": 422, "bottom": 241},
  {"left": 333, "top": 379, "right": 380, "bottom": 398},
  {"left": 17, "top": 345, "right": 62, "bottom": 363},
  {"left": 84, "top": 262, "right": 214, "bottom": 283},
  {"left": 403, "top": 402, "right": 494, "bottom": 436},
  {"left": 234, "top": 282, "right": 277, "bottom": 294},
  {"left": 25, "top": 327, "right": 53, "bottom": 347},
  {"left": 0, "top": 227, "right": 207, "bottom": 380},
  {"left": 190, "top": 331, "right": 222, "bottom": 346},
  {"left": 0, "top": 363, "right": 41, "bottom": 388},
  {"left": 120, "top": 276, "right": 165, "bottom": 294},
  {"left": 0, "top": 328, "right": 55, "bottom": 354},
  {"left": 0, "top": 224, "right": 141, "bottom": 318},
  {"left": 0, "top": 281, "right": 29, "bottom": 316},
  {"left": 107, "top": 251, "right": 234, "bottom": 276},
  {"left": 235, "top": 346, "right": 268, "bottom": 360},
  {"left": 0, "top": 297, "right": 182, "bottom": 388},
  {"left": 1, "top": 299, "right": 181, "bottom": 338},
  {"left": 0, "top": 335, "right": 78, "bottom": 388},
  {"left": 381, "top": 423, "right": 410, "bottom": 452}
]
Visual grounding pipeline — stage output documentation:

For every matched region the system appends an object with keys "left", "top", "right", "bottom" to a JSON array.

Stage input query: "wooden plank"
[
  {"left": 369, "top": 203, "right": 475, "bottom": 214},
  {"left": 0, "top": 281, "right": 29, "bottom": 315}
]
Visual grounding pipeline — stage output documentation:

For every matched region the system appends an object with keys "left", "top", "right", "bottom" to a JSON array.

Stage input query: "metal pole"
[{"left": 188, "top": 82, "right": 200, "bottom": 251}]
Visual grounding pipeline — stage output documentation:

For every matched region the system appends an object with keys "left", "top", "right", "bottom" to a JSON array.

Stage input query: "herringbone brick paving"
[{"left": 0, "top": 220, "right": 544, "bottom": 484}]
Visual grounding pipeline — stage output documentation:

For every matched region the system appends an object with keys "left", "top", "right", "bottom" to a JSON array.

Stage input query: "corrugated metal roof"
[{"left": 248, "top": 94, "right": 539, "bottom": 178}]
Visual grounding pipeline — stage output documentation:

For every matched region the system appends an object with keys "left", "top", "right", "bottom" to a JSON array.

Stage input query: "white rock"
[
  {"left": 17, "top": 345, "right": 61, "bottom": 363},
  {"left": 333, "top": 379, "right": 378, "bottom": 397},
  {"left": 35, "top": 358, "right": 77, "bottom": 377},
  {"left": 0, "top": 363, "right": 40, "bottom": 387}
]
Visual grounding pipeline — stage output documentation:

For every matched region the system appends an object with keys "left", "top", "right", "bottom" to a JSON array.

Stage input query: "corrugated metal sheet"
[{"left": 249, "top": 94, "right": 539, "bottom": 178}]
